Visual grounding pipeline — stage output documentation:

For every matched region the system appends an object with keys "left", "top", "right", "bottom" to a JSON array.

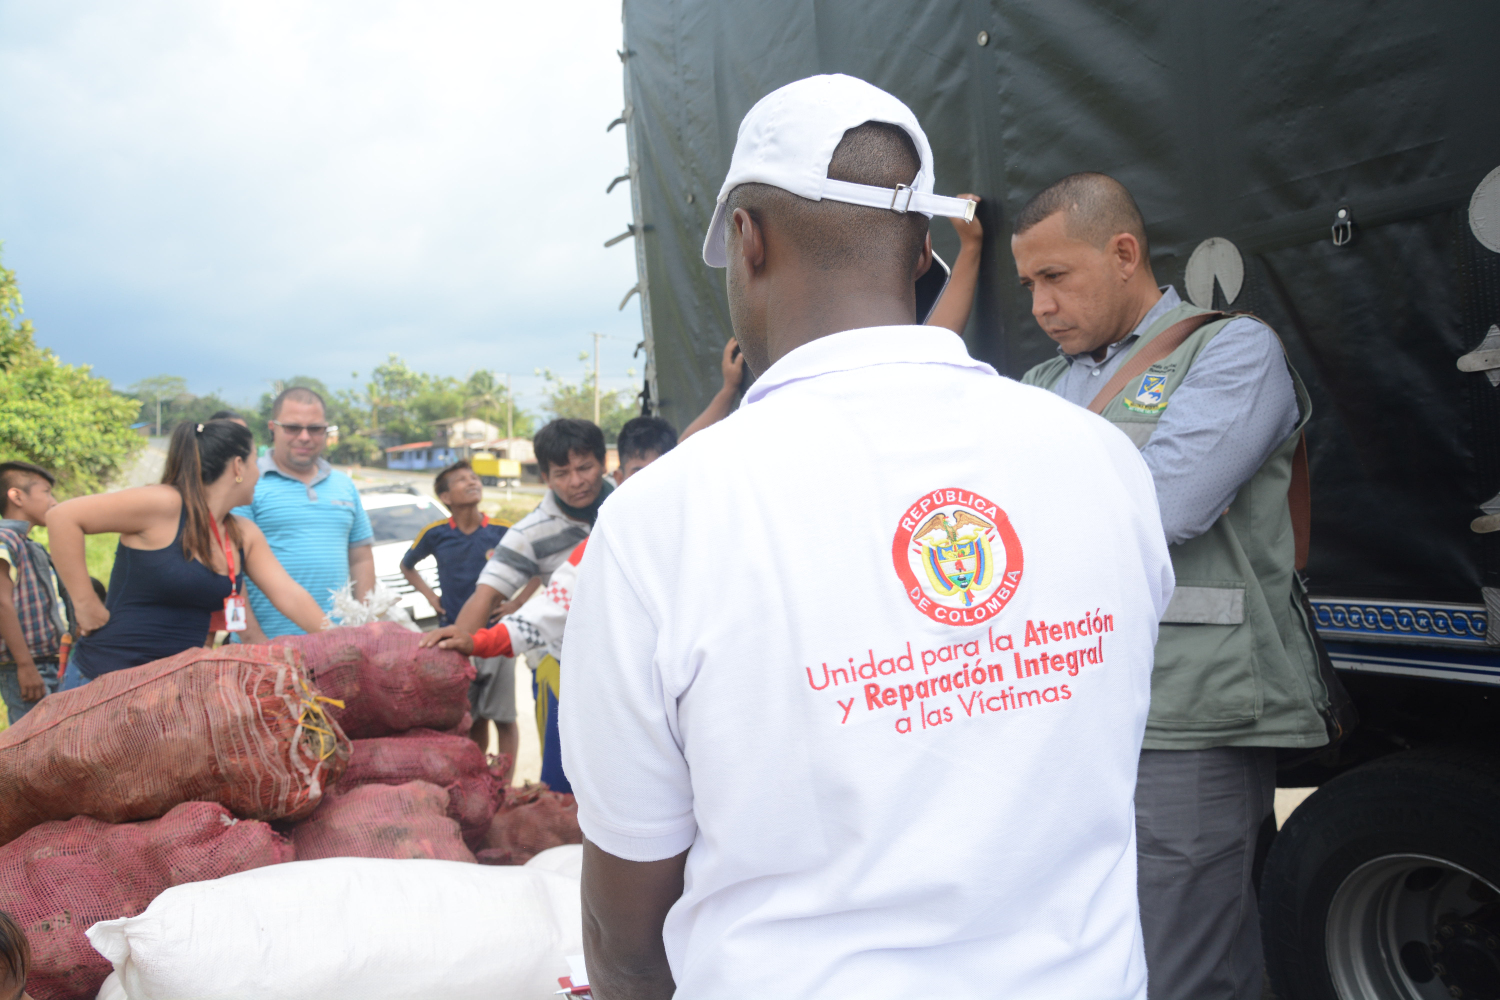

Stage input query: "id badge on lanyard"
[
  {"left": 212, "top": 519, "right": 247, "bottom": 632},
  {"left": 223, "top": 593, "right": 248, "bottom": 632}
]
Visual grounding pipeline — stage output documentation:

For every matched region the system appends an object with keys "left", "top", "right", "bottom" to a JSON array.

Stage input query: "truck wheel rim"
[{"left": 1326, "top": 853, "right": 1500, "bottom": 1000}]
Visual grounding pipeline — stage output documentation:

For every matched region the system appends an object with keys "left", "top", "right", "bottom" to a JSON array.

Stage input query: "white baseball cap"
[{"left": 702, "top": 73, "right": 976, "bottom": 268}]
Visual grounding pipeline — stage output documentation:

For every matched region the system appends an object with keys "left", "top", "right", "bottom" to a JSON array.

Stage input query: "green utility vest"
[{"left": 1023, "top": 302, "right": 1331, "bottom": 751}]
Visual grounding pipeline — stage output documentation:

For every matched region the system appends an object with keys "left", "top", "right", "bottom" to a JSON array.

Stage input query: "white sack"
[
  {"left": 86, "top": 858, "right": 581, "bottom": 1000},
  {"left": 96, "top": 971, "right": 129, "bottom": 1000},
  {"left": 525, "top": 844, "right": 583, "bottom": 880}
]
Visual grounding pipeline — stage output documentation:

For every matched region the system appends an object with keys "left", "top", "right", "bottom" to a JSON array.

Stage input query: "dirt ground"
[{"left": 1275, "top": 787, "right": 1315, "bottom": 828}]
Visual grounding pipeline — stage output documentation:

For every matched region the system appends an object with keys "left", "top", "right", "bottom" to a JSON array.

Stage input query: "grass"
[
  {"left": 30, "top": 527, "right": 120, "bottom": 591},
  {"left": 481, "top": 495, "right": 543, "bottom": 527},
  {"left": 22, "top": 497, "right": 533, "bottom": 594},
  {"left": 0, "top": 526, "right": 116, "bottom": 729}
]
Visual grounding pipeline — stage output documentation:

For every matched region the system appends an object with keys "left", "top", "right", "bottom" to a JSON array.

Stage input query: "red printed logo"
[{"left": 892, "top": 488, "right": 1023, "bottom": 627}]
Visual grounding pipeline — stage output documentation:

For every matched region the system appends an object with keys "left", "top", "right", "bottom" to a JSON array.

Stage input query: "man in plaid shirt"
[
  {"left": 424, "top": 416, "right": 682, "bottom": 792},
  {"left": 0, "top": 461, "right": 69, "bottom": 725}
]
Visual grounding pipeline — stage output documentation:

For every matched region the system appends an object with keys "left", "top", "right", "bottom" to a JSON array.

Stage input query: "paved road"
[{"left": 112, "top": 436, "right": 169, "bottom": 490}]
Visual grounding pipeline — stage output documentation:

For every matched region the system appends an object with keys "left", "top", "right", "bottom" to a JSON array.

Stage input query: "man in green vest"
[{"left": 1014, "top": 172, "right": 1331, "bottom": 1000}]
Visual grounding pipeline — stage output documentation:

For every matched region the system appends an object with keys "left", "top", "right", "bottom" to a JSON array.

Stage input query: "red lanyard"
[{"left": 209, "top": 517, "right": 238, "bottom": 594}]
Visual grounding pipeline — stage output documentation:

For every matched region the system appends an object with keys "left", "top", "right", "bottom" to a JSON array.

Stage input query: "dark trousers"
[{"left": 1136, "top": 746, "right": 1276, "bottom": 1000}]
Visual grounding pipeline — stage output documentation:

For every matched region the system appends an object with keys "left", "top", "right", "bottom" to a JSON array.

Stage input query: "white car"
[{"left": 359, "top": 486, "right": 450, "bottom": 623}]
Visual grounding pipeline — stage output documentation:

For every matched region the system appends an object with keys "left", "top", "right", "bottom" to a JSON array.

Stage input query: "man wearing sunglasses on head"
[{"left": 232, "top": 386, "right": 375, "bottom": 641}]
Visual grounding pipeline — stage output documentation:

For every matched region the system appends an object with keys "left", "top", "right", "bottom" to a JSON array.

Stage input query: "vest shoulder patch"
[{"left": 1123, "top": 372, "right": 1171, "bottom": 413}]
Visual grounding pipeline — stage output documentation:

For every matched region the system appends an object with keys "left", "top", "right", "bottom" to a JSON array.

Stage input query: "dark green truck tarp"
[{"left": 617, "top": 0, "right": 1500, "bottom": 604}]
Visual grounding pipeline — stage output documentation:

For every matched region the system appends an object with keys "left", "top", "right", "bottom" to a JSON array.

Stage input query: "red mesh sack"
[
  {"left": 271, "top": 623, "right": 474, "bottom": 738},
  {"left": 0, "top": 801, "right": 292, "bottom": 1000},
  {"left": 339, "top": 730, "right": 501, "bottom": 846},
  {"left": 476, "top": 783, "right": 582, "bottom": 865},
  {"left": 0, "top": 645, "right": 349, "bottom": 848},
  {"left": 291, "top": 780, "right": 477, "bottom": 863},
  {"left": 490, "top": 751, "right": 514, "bottom": 788}
]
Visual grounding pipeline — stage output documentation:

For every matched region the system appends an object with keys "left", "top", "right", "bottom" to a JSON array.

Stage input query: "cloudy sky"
[{"left": 0, "top": 1, "right": 645, "bottom": 415}]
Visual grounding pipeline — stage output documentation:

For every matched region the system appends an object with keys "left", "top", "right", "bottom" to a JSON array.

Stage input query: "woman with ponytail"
[{"left": 46, "top": 419, "right": 326, "bottom": 685}]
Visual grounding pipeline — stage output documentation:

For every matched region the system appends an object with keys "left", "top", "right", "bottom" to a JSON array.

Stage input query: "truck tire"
[{"left": 1261, "top": 747, "right": 1500, "bottom": 1000}]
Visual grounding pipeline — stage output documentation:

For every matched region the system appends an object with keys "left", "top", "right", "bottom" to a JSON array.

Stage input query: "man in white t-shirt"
[{"left": 560, "top": 73, "right": 1174, "bottom": 1000}]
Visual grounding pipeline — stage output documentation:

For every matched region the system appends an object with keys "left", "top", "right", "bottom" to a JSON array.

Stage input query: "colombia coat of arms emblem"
[{"left": 892, "top": 488, "right": 1024, "bottom": 626}]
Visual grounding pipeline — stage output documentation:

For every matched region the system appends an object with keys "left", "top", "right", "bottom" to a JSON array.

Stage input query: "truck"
[
  {"left": 611, "top": 3, "right": 1500, "bottom": 997},
  {"left": 469, "top": 452, "right": 523, "bottom": 488}
]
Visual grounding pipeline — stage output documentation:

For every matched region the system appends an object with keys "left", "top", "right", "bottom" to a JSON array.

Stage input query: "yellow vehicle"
[{"left": 470, "top": 452, "right": 522, "bottom": 487}]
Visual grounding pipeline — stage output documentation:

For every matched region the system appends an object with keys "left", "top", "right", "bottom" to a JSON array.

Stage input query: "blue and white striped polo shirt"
[{"left": 233, "top": 454, "right": 373, "bottom": 637}]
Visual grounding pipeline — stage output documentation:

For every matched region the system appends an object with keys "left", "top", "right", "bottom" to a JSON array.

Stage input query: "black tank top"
[{"left": 72, "top": 507, "right": 245, "bottom": 679}]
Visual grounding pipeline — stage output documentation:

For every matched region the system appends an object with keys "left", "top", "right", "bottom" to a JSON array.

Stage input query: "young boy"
[
  {"left": 0, "top": 462, "right": 68, "bottom": 726},
  {"left": 401, "top": 461, "right": 535, "bottom": 760},
  {"left": 0, "top": 911, "right": 34, "bottom": 1000},
  {"left": 423, "top": 417, "right": 682, "bottom": 792}
]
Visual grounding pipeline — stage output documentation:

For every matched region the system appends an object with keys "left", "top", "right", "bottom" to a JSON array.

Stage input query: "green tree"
[
  {"left": 126, "top": 374, "right": 190, "bottom": 436},
  {"left": 168, "top": 392, "right": 250, "bottom": 430},
  {"left": 351, "top": 354, "right": 460, "bottom": 445},
  {"left": 119, "top": 383, "right": 250, "bottom": 438},
  {"left": 408, "top": 375, "right": 465, "bottom": 435},
  {"left": 352, "top": 356, "right": 534, "bottom": 448},
  {"left": 462, "top": 369, "right": 534, "bottom": 440},
  {"left": 365, "top": 354, "right": 426, "bottom": 441},
  {"left": 0, "top": 250, "right": 142, "bottom": 494},
  {"left": 539, "top": 368, "right": 634, "bottom": 442}
]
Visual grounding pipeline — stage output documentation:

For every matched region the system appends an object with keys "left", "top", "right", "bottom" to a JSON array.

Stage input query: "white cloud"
[{"left": 0, "top": 0, "right": 647, "bottom": 411}]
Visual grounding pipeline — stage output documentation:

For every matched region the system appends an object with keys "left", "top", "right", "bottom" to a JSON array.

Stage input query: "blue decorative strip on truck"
[
  {"left": 1308, "top": 598, "right": 1489, "bottom": 649},
  {"left": 1325, "top": 640, "right": 1500, "bottom": 687}
]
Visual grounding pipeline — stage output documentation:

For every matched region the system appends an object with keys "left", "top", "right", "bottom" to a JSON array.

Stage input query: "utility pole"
[
  {"left": 592, "top": 332, "right": 602, "bottom": 426},
  {"left": 505, "top": 372, "right": 514, "bottom": 501},
  {"left": 154, "top": 396, "right": 161, "bottom": 437}
]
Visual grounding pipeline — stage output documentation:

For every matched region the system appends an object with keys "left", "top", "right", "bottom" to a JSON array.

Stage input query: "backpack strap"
[
  {"left": 1086, "top": 309, "right": 1312, "bottom": 570},
  {"left": 1289, "top": 432, "right": 1311, "bottom": 571},
  {"left": 1086, "top": 311, "right": 1227, "bottom": 415}
]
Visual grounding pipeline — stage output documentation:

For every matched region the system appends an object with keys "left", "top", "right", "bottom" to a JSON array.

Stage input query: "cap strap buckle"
[{"left": 820, "top": 177, "right": 973, "bottom": 221}]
